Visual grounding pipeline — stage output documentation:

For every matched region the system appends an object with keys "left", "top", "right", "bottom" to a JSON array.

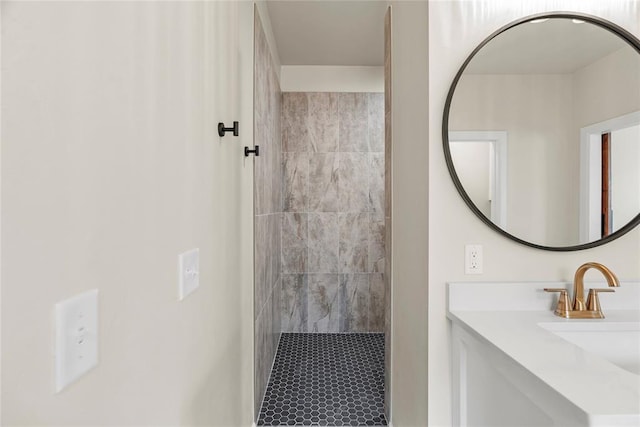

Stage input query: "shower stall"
[{"left": 253, "top": 4, "right": 392, "bottom": 425}]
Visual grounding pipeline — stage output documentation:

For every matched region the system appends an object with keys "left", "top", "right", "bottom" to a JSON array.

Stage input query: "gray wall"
[
  {"left": 280, "top": 92, "right": 386, "bottom": 333},
  {"left": 253, "top": 10, "right": 282, "bottom": 417}
]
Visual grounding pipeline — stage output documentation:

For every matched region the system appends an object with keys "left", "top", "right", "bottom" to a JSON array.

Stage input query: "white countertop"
[{"left": 447, "top": 282, "right": 640, "bottom": 424}]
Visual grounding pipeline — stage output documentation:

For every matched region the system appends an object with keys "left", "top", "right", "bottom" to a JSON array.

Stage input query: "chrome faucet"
[{"left": 544, "top": 262, "right": 619, "bottom": 319}]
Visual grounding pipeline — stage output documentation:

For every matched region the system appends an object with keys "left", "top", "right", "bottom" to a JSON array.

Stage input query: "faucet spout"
[{"left": 572, "top": 262, "right": 620, "bottom": 311}]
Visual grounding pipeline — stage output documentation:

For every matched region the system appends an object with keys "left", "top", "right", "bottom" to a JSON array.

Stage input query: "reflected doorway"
[
  {"left": 581, "top": 111, "right": 640, "bottom": 241},
  {"left": 449, "top": 131, "right": 508, "bottom": 229}
]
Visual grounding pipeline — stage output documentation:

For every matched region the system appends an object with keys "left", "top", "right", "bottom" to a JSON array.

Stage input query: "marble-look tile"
[
  {"left": 254, "top": 291, "right": 274, "bottom": 415},
  {"left": 384, "top": 9, "right": 392, "bottom": 417},
  {"left": 266, "top": 52, "right": 281, "bottom": 135},
  {"left": 339, "top": 152, "right": 369, "bottom": 213},
  {"left": 274, "top": 140, "right": 283, "bottom": 215},
  {"left": 384, "top": 216, "right": 392, "bottom": 307},
  {"left": 265, "top": 291, "right": 275, "bottom": 363},
  {"left": 282, "top": 93, "right": 310, "bottom": 152},
  {"left": 264, "top": 215, "right": 274, "bottom": 304},
  {"left": 308, "top": 153, "right": 339, "bottom": 212},
  {"left": 308, "top": 213, "right": 339, "bottom": 273},
  {"left": 369, "top": 273, "right": 385, "bottom": 332},
  {"left": 369, "top": 217, "right": 385, "bottom": 273},
  {"left": 339, "top": 93, "right": 369, "bottom": 152},
  {"left": 281, "top": 213, "right": 307, "bottom": 273},
  {"left": 385, "top": 110, "right": 392, "bottom": 219},
  {"left": 254, "top": 215, "right": 269, "bottom": 320},
  {"left": 254, "top": 18, "right": 269, "bottom": 137},
  {"left": 309, "top": 92, "right": 339, "bottom": 153},
  {"left": 270, "top": 116, "right": 283, "bottom": 214},
  {"left": 369, "top": 153, "right": 385, "bottom": 215},
  {"left": 254, "top": 118, "right": 268, "bottom": 216},
  {"left": 254, "top": 16, "right": 275, "bottom": 217},
  {"left": 281, "top": 247, "right": 306, "bottom": 272},
  {"left": 308, "top": 274, "right": 341, "bottom": 332},
  {"left": 281, "top": 274, "right": 308, "bottom": 332},
  {"left": 368, "top": 93, "right": 385, "bottom": 153},
  {"left": 271, "top": 278, "right": 282, "bottom": 351},
  {"left": 384, "top": 216, "right": 391, "bottom": 328},
  {"left": 278, "top": 90, "right": 389, "bottom": 337},
  {"left": 254, "top": 311, "right": 265, "bottom": 415},
  {"left": 384, "top": 218, "right": 392, "bottom": 405},
  {"left": 270, "top": 213, "right": 281, "bottom": 289},
  {"left": 339, "top": 213, "right": 369, "bottom": 273},
  {"left": 265, "top": 293, "right": 276, "bottom": 388},
  {"left": 283, "top": 152, "right": 308, "bottom": 212},
  {"left": 282, "top": 212, "right": 307, "bottom": 247},
  {"left": 255, "top": 10, "right": 282, "bottom": 416},
  {"left": 265, "top": 136, "right": 278, "bottom": 215},
  {"left": 340, "top": 274, "right": 369, "bottom": 332}
]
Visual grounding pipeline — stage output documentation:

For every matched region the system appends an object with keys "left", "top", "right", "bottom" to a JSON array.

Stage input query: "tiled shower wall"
[
  {"left": 384, "top": 7, "right": 392, "bottom": 417},
  {"left": 280, "top": 92, "right": 386, "bottom": 333},
  {"left": 254, "top": 11, "right": 282, "bottom": 416}
]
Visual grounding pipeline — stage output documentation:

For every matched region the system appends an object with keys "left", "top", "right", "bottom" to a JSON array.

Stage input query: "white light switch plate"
[
  {"left": 55, "top": 289, "right": 98, "bottom": 392},
  {"left": 179, "top": 248, "right": 200, "bottom": 300}
]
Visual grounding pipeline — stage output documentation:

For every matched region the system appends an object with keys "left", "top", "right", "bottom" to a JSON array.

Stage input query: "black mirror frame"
[{"left": 442, "top": 11, "right": 640, "bottom": 251}]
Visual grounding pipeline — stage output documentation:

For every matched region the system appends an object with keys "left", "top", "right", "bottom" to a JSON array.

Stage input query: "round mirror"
[{"left": 443, "top": 13, "right": 640, "bottom": 251}]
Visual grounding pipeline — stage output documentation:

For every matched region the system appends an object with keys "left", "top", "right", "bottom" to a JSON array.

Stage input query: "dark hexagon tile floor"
[{"left": 257, "top": 333, "right": 387, "bottom": 426}]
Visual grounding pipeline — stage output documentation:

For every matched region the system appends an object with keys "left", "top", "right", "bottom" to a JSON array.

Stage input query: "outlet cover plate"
[
  {"left": 55, "top": 289, "right": 98, "bottom": 392},
  {"left": 465, "top": 244, "right": 483, "bottom": 275},
  {"left": 179, "top": 248, "right": 200, "bottom": 300}
]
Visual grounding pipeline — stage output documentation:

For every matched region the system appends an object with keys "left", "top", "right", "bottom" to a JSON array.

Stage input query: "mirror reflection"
[{"left": 447, "top": 17, "right": 640, "bottom": 248}]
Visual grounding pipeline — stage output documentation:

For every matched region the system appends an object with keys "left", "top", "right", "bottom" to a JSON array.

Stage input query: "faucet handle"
[
  {"left": 586, "top": 288, "right": 615, "bottom": 313},
  {"left": 544, "top": 288, "right": 571, "bottom": 318}
]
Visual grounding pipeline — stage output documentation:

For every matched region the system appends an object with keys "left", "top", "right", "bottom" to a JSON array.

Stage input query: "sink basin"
[{"left": 539, "top": 321, "right": 640, "bottom": 375}]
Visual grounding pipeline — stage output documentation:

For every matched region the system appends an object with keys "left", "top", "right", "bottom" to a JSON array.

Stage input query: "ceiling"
[
  {"left": 265, "top": 1, "right": 387, "bottom": 66},
  {"left": 466, "top": 18, "right": 630, "bottom": 74}
]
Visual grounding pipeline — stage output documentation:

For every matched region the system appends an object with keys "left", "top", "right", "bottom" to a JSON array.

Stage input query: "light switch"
[
  {"left": 55, "top": 289, "right": 98, "bottom": 392},
  {"left": 178, "top": 248, "right": 200, "bottom": 300}
]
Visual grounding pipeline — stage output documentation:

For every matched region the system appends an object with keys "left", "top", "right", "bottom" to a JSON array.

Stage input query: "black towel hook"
[
  {"left": 218, "top": 121, "right": 239, "bottom": 137},
  {"left": 245, "top": 146, "right": 260, "bottom": 157}
]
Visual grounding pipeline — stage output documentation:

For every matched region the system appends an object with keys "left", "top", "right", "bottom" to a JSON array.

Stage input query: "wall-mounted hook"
[
  {"left": 245, "top": 146, "right": 260, "bottom": 157},
  {"left": 218, "top": 121, "right": 239, "bottom": 137}
]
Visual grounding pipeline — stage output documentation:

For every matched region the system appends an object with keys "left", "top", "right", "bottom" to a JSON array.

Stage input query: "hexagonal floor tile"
[{"left": 257, "top": 333, "right": 387, "bottom": 426}]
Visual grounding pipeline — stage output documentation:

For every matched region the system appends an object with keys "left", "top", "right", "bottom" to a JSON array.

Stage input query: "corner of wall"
[
  {"left": 255, "top": 2, "right": 282, "bottom": 80},
  {"left": 389, "top": 1, "right": 429, "bottom": 425}
]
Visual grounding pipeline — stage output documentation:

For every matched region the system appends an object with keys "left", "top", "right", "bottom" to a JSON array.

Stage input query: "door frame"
[
  {"left": 579, "top": 110, "right": 640, "bottom": 242},
  {"left": 448, "top": 131, "right": 508, "bottom": 229}
]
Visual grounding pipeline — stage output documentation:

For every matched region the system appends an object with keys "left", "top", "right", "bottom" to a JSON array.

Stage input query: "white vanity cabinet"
[{"left": 448, "top": 282, "right": 640, "bottom": 427}]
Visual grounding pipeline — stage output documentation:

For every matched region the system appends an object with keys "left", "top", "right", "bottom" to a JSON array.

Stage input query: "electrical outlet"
[
  {"left": 178, "top": 248, "right": 200, "bottom": 300},
  {"left": 465, "top": 244, "right": 483, "bottom": 274},
  {"left": 55, "top": 289, "right": 99, "bottom": 392}
]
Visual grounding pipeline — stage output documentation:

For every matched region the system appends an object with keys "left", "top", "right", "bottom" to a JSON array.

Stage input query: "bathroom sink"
[{"left": 539, "top": 321, "right": 640, "bottom": 375}]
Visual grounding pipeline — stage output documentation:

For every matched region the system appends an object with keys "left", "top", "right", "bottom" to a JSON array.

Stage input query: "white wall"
[
  {"left": 1, "top": 1, "right": 254, "bottom": 425},
  {"left": 280, "top": 65, "right": 384, "bottom": 93},
  {"left": 427, "top": 2, "right": 640, "bottom": 427},
  {"left": 449, "top": 141, "right": 492, "bottom": 219},
  {"left": 573, "top": 45, "right": 640, "bottom": 129},
  {"left": 388, "top": 2, "right": 429, "bottom": 425},
  {"left": 611, "top": 124, "right": 640, "bottom": 231}
]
